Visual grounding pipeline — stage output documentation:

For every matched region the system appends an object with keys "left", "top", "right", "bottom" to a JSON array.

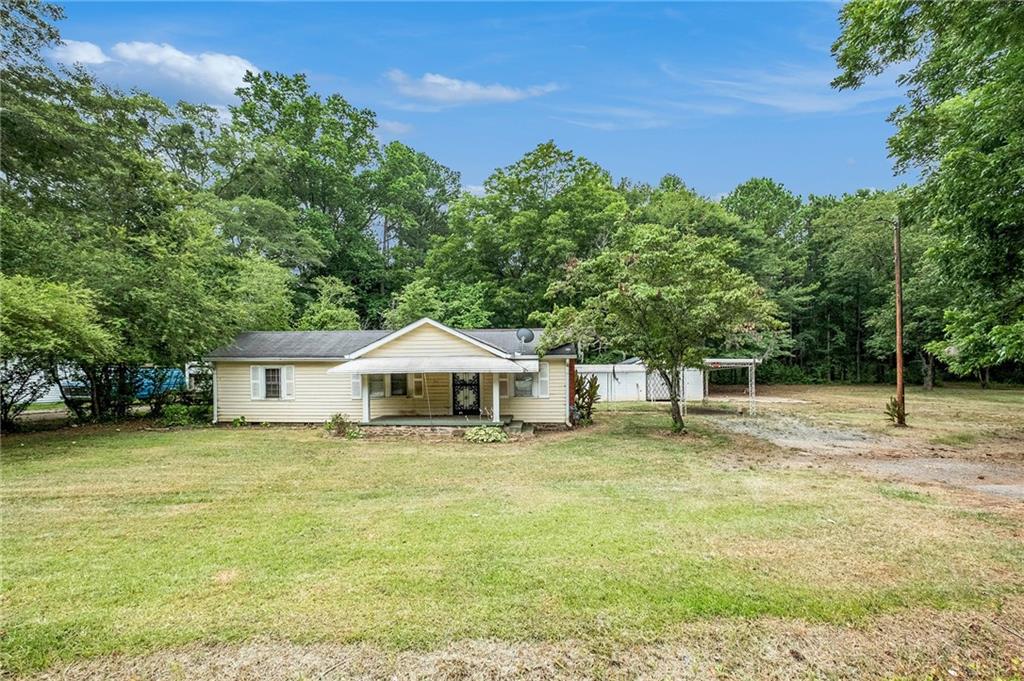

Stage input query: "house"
[
  {"left": 577, "top": 358, "right": 705, "bottom": 402},
  {"left": 205, "top": 318, "right": 577, "bottom": 427}
]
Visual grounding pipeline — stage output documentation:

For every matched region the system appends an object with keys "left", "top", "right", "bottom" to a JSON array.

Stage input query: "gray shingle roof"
[{"left": 206, "top": 327, "right": 575, "bottom": 359}]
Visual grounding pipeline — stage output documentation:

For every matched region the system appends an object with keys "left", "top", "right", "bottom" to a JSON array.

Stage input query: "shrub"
[
  {"left": 464, "top": 425, "right": 509, "bottom": 443},
  {"left": 574, "top": 374, "right": 600, "bottom": 425},
  {"left": 159, "top": 404, "right": 211, "bottom": 427},
  {"left": 324, "top": 412, "right": 362, "bottom": 439},
  {"left": 884, "top": 396, "right": 907, "bottom": 425},
  {"left": 231, "top": 415, "right": 247, "bottom": 428}
]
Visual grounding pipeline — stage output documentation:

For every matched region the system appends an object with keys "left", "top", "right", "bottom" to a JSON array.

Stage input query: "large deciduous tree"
[
  {"left": 545, "top": 222, "right": 776, "bottom": 432},
  {"left": 833, "top": 0, "right": 1024, "bottom": 374}
]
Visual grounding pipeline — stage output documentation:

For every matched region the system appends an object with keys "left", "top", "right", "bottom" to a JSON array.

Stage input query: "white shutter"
[
  {"left": 538, "top": 363, "right": 550, "bottom": 399},
  {"left": 250, "top": 366, "right": 262, "bottom": 400},
  {"left": 351, "top": 374, "right": 361, "bottom": 400},
  {"left": 283, "top": 366, "right": 294, "bottom": 399}
]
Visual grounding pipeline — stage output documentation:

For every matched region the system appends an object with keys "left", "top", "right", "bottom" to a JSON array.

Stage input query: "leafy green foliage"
[
  {"left": 573, "top": 374, "right": 601, "bottom": 426},
  {"left": 297, "top": 277, "right": 361, "bottom": 330},
  {"left": 159, "top": 404, "right": 212, "bottom": 427},
  {"left": 324, "top": 412, "right": 363, "bottom": 439},
  {"left": 833, "top": 0, "right": 1024, "bottom": 374},
  {"left": 463, "top": 425, "right": 509, "bottom": 443},
  {"left": 383, "top": 279, "right": 492, "bottom": 329},
  {"left": 545, "top": 212, "right": 777, "bottom": 430}
]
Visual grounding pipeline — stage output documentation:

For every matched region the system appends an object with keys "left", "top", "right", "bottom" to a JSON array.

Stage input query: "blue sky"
[{"left": 53, "top": 2, "right": 909, "bottom": 198}]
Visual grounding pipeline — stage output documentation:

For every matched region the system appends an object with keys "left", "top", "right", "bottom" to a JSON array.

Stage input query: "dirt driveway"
[{"left": 712, "top": 412, "right": 1024, "bottom": 502}]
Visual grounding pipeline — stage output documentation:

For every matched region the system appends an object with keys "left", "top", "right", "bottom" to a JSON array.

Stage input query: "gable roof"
[
  {"left": 206, "top": 323, "right": 576, "bottom": 360},
  {"left": 346, "top": 318, "right": 510, "bottom": 359}
]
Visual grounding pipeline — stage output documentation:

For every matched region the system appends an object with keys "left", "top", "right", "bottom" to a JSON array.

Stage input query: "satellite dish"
[{"left": 516, "top": 328, "right": 535, "bottom": 343}]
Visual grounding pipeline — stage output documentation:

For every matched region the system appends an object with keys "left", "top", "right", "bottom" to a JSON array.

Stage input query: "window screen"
[
  {"left": 390, "top": 374, "right": 407, "bottom": 396},
  {"left": 264, "top": 368, "right": 281, "bottom": 399},
  {"left": 369, "top": 375, "right": 386, "bottom": 398},
  {"left": 514, "top": 374, "right": 534, "bottom": 397}
]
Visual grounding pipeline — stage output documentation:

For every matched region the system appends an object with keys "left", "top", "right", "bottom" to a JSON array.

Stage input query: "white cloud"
[
  {"left": 554, "top": 105, "right": 671, "bottom": 131},
  {"left": 386, "top": 69, "right": 558, "bottom": 105},
  {"left": 110, "top": 41, "right": 257, "bottom": 98},
  {"left": 462, "top": 184, "right": 486, "bottom": 196},
  {"left": 53, "top": 39, "right": 110, "bottom": 65},
  {"left": 661, "top": 61, "right": 901, "bottom": 115},
  {"left": 378, "top": 119, "right": 412, "bottom": 135}
]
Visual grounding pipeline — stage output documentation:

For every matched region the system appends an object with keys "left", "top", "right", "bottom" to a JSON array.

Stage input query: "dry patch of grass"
[
  {"left": 24, "top": 599, "right": 1024, "bottom": 680},
  {"left": 3, "top": 411, "right": 1023, "bottom": 678}
]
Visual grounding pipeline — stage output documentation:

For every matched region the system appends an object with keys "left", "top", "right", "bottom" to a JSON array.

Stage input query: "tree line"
[{"left": 1, "top": 0, "right": 1021, "bottom": 428}]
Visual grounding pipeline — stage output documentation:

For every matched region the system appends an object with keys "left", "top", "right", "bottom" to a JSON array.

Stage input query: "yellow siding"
[
  {"left": 215, "top": 361, "right": 357, "bottom": 423},
  {"left": 364, "top": 324, "right": 496, "bottom": 358},
  {"left": 479, "top": 360, "right": 569, "bottom": 424},
  {"left": 370, "top": 373, "right": 451, "bottom": 417},
  {"left": 215, "top": 359, "right": 570, "bottom": 425}
]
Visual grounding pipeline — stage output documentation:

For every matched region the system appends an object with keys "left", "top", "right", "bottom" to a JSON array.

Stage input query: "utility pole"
[{"left": 892, "top": 215, "right": 906, "bottom": 426}]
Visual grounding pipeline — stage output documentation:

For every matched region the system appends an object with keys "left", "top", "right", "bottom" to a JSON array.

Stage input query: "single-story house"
[
  {"left": 205, "top": 318, "right": 577, "bottom": 427},
  {"left": 577, "top": 358, "right": 705, "bottom": 402}
]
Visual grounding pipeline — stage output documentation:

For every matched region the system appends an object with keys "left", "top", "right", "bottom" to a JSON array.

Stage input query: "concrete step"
[{"left": 505, "top": 420, "right": 524, "bottom": 434}]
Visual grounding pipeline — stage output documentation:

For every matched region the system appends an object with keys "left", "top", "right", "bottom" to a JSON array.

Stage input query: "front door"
[{"left": 452, "top": 373, "right": 481, "bottom": 416}]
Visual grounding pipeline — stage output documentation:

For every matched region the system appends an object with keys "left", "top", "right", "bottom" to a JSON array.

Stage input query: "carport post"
[
  {"left": 492, "top": 375, "right": 501, "bottom": 423},
  {"left": 749, "top": 362, "right": 756, "bottom": 416},
  {"left": 361, "top": 374, "right": 370, "bottom": 423}
]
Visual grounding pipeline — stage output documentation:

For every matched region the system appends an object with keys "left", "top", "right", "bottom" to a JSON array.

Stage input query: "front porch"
[{"left": 369, "top": 414, "right": 512, "bottom": 427}]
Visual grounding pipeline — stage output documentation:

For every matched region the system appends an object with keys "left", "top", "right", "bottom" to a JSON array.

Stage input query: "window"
[
  {"left": 250, "top": 366, "right": 294, "bottom": 400},
  {"left": 390, "top": 374, "right": 407, "bottom": 396},
  {"left": 512, "top": 364, "right": 549, "bottom": 399},
  {"left": 369, "top": 375, "right": 386, "bottom": 398},
  {"left": 412, "top": 373, "right": 424, "bottom": 398},
  {"left": 264, "top": 368, "right": 281, "bottom": 399},
  {"left": 499, "top": 374, "right": 511, "bottom": 398},
  {"left": 514, "top": 374, "right": 534, "bottom": 397}
]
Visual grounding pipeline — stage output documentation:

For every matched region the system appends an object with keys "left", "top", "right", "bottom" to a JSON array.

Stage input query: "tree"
[
  {"left": 383, "top": 279, "right": 492, "bottom": 330},
  {"left": 0, "top": 275, "right": 114, "bottom": 429},
  {"left": 833, "top": 0, "right": 1024, "bottom": 373},
  {"left": 297, "top": 277, "right": 361, "bottom": 330},
  {"left": 545, "top": 223, "right": 775, "bottom": 432},
  {"left": 422, "top": 142, "right": 627, "bottom": 326}
]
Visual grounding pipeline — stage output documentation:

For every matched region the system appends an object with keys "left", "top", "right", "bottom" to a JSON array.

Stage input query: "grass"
[{"left": 2, "top": 406, "right": 1023, "bottom": 676}]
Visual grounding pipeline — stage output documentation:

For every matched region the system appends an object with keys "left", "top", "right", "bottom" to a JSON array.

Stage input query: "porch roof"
[{"left": 327, "top": 356, "right": 531, "bottom": 375}]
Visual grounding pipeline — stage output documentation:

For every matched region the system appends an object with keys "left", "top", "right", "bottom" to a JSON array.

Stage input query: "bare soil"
[
  {"left": 26, "top": 598, "right": 1024, "bottom": 680},
  {"left": 707, "top": 386, "right": 1024, "bottom": 502}
]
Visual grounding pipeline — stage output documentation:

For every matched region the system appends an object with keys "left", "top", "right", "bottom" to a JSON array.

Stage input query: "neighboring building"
[
  {"left": 577, "top": 358, "right": 705, "bottom": 402},
  {"left": 205, "top": 318, "right": 577, "bottom": 427}
]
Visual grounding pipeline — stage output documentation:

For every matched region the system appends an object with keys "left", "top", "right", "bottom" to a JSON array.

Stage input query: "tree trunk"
[
  {"left": 921, "top": 352, "right": 935, "bottom": 390},
  {"left": 660, "top": 368, "right": 685, "bottom": 433},
  {"left": 980, "top": 367, "right": 991, "bottom": 389}
]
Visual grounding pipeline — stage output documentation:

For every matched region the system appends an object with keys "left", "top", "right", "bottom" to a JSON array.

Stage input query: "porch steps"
[{"left": 505, "top": 420, "right": 535, "bottom": 437}]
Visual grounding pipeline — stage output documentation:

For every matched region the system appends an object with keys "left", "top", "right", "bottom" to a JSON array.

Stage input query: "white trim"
[
  {"left": 361, "top": 374, "right": 370, "bottom": 423},
  {"left": 343, "top": 318, "right": 512, "bottom": 360},
  {"left": 565, "top": 362, "right": 570, "bottom": 425},
  {"left": 492, "top": 376, "right": 500, "bottom": 423},
  {"left": 212, "top": 363, "right": 218, "bottom": 424}
]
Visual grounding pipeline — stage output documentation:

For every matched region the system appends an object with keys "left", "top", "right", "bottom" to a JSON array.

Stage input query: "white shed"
[{"left": 576, "top": 359, "right": 705, "bottom": 402}]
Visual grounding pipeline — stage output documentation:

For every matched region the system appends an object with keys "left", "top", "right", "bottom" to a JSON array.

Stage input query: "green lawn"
[{"left": 2, "top": 409, "right": 1023, "bottom": 675}]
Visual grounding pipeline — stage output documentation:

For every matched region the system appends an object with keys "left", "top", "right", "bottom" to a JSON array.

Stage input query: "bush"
[
  {"left": 574, "top": 374, "right": 600, "bottom": 425},
  {"left": 232, "top": 415, "right": 247, "bottom": 428},
  {"left": 464, "top": 425, "right": 509, "bottom": 443},
  {"left": 324, "top": 412, "right": 362, "bottom": 439},
  {"left": 159, "top": 404, "right": 210, "bottom": 427}
]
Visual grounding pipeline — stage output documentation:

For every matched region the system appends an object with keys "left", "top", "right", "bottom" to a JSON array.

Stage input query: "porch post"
[
  {"left": 492, "top": 373, "right": 500, "bottom": 423},
  {"left": 362, "top": 374, "right": 370, "bottom": 423}
]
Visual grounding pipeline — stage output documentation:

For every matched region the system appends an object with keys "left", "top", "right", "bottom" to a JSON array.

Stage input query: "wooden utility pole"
[{"left": 893, "top": 215, "right": 907, "bottom": 426}]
